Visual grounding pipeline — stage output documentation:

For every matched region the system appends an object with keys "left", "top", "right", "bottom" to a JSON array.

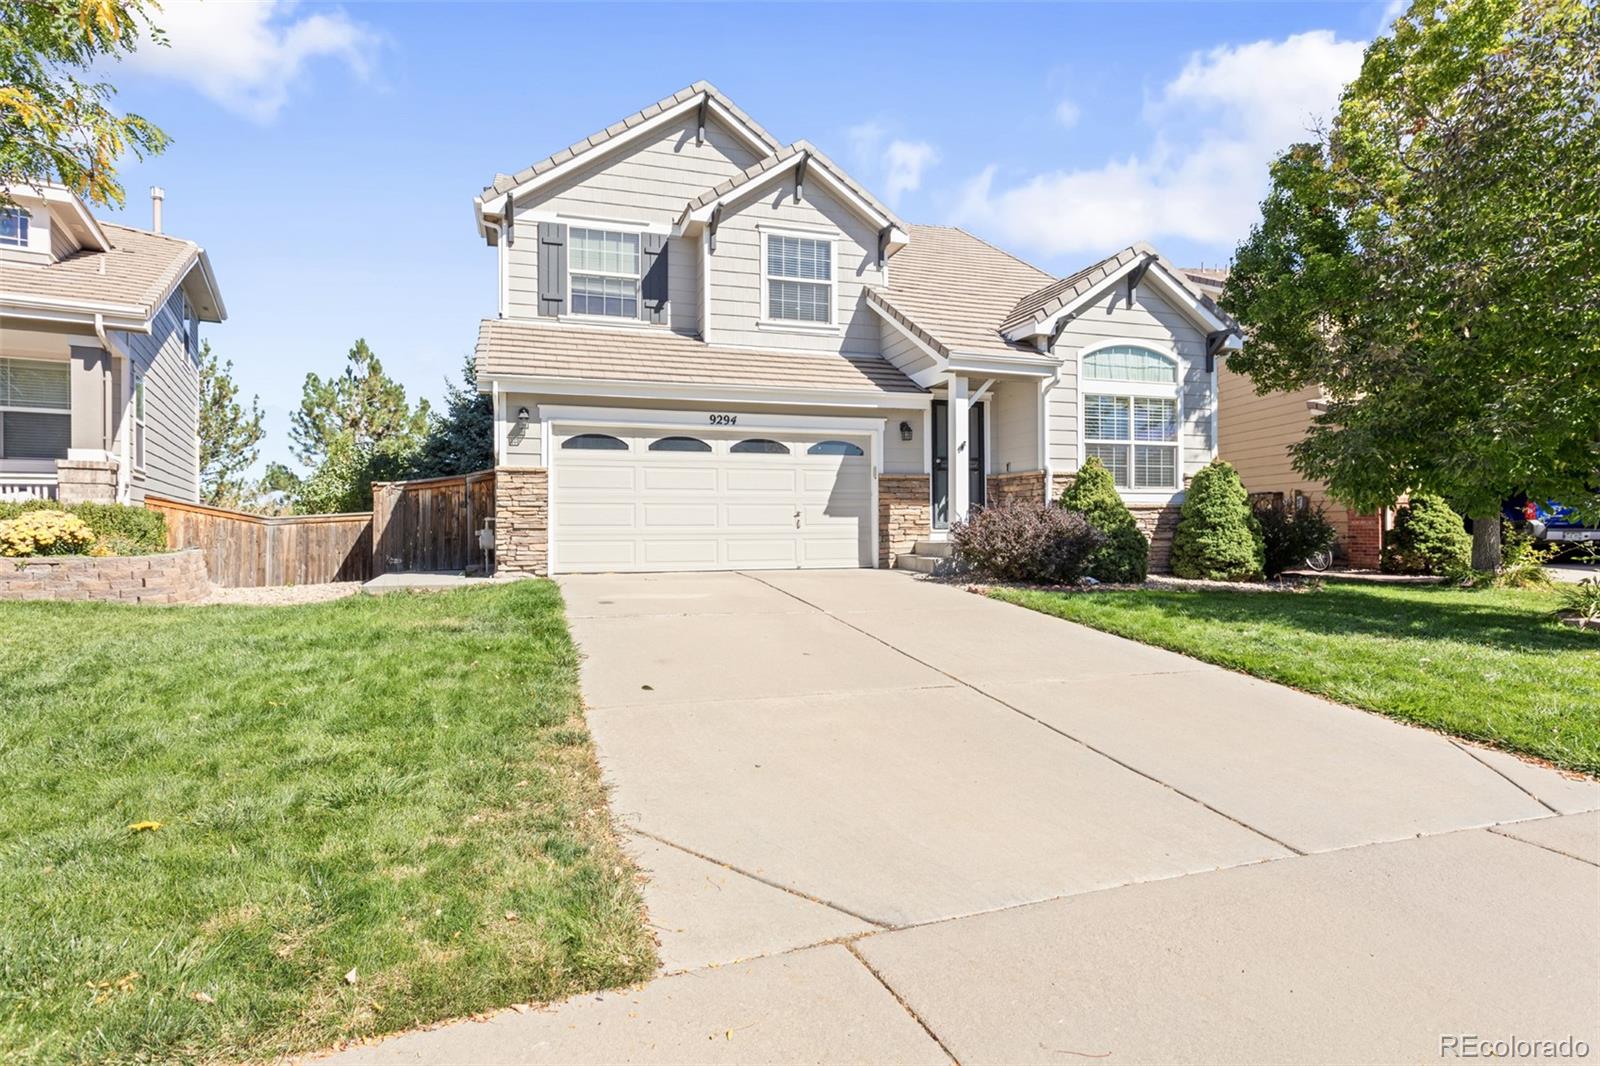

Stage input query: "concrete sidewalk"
[{"left": 325, "top": 570, "right": 1599, "bottom": 1065}]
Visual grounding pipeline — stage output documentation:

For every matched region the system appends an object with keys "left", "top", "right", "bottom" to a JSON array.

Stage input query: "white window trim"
[
  {"left": 0, "top": 205, "right": 32, "bottom": 249},
  {"left": 566, "top": 226, "right": 644, "bottom": 322},
  {"left": 131, "top": 371, "right": 148, "bottom": 476},
  {"left": 759, "top": 228, "right": 839, "bottom": 334},
  {"left": 1075, "top": 339, "right": 1185, "bottom": 500},
  {"left": 539, "top": 405, "right": 885, "bottom": 576}
]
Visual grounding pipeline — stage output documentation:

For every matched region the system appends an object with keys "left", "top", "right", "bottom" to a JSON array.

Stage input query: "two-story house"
[
  {"left": 0, "top": 184, "right": 225, "bottom": 505},
  {"left": 471, "top": 83, "right": 1240, "bottom": 575}
]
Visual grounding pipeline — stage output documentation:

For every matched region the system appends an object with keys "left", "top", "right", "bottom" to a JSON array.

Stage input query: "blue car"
[{"left": 1504, "top": 495, "right": 1600, "bottom": 548}]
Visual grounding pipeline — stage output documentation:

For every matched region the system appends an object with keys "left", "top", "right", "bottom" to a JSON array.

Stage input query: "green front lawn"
[
  {"left": 0, "top": 584, "right": 654, "bottom": 1064},
  {"left": 993, "top": 583, "right": 1600, "bottom": 774}
]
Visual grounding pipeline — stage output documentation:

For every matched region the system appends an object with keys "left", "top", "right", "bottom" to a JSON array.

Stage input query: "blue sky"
[{"left": 94, "top": 1, "right": 1392, "bottom": 473}]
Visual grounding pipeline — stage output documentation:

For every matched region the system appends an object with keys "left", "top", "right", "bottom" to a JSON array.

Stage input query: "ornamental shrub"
[
  {"left": 1255, "top": 498, "right": 1338, "bottom": 578},
  {"left": 0, "top": 510, "right": 95, "bottom": 557},
  {"left": 1059, "top": 457, "right": 1149, "bottom": 583},
  {"left": 1383, "top": 494, "right": 1471, "bottom": 575},
  {"left": 1170, "top": 460, "right": 1265, "bottom": 581},
  {"left": 951, "top": 501, "right": 1105, "bottom": 584},
  {"left": 0, "top": 500, "right": 166, "bottom": 555}
]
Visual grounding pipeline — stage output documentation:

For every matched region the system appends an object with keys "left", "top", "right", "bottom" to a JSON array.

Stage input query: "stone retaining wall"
[
  {"left": 0, "top": 548, "right": 209, "bottom": 604},
  {"left": 879, "top": 475, "right": 931, "bottom": 568}
]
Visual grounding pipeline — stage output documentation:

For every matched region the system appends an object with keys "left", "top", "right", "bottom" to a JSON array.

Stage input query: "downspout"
[{"left": 93, "top": 312, "right": 129, "bottom": 501}]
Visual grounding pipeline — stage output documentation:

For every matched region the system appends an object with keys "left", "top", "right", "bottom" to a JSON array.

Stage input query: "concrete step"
[
  {"left": 912, "top": 540, "right": 953, "bottom": 558},
  {"left": 894, "top": 554, "right": 943, "bottom": 574}
]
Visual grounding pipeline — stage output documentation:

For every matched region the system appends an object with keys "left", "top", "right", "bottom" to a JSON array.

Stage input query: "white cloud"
[
  {"left": 1054, "top": 99, "right": 1081, "bottom": 129},
  {"left": 125, "top": 0, "right": 379, "bottom": 121},
  {"left": 883, "top": 140, "right": 938, "bottom": 206},
  {"left": 951, "top": 30, "right": 1366, "bottom": 258}
]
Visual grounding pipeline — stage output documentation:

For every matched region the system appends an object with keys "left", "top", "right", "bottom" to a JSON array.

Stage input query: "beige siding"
[
  {"left": 504, "top": 113, "right": 762, "bottom": 328},
  {"left": 878, "top": 317, "right": 939, "bottom": 380},
  {"left": 1217, "top": 365, "right": 1352, "bottom": 541},
  {"left": 705, "top": 181, "right": 884, "bottom": 356},
  {"left": 120, "top": 290, "right": 199, "bottom": 502},
  {"left": 988, "top": 378, "right": 1040, "bottom": 473},
  {"left": 1045, "top": 285, "right": 1214, "bottom": 488},
  {"left": 500, "top": 392, "right": 926, "bottom": 475}
]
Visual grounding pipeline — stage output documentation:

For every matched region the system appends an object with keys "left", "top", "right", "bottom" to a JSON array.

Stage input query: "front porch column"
[{"left": 946, "top": 373, "right": 971, "bottom": 524}]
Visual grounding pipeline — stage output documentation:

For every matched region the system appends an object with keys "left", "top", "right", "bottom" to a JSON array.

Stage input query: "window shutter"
[
  {"left": 537, "top": 222, "right": 566, "bottom": 317},
  {"left": 640, "top": 233, "right": 669, "bottom": 324}
]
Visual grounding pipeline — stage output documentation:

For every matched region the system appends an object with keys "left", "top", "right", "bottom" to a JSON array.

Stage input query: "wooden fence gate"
[{"left": 371, "top": 470, "right": 496, "bottom": 575}]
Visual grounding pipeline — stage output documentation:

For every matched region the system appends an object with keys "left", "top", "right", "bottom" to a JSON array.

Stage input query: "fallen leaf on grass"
[
  {"left": 127, "top": 821, "right": 162, "bottom": 833},
  {"left": 191, "top": 991, "right": 214, "bottom": 1005},
  {"left": 504, "top": 911, "right": 519, "bottom": 922}
]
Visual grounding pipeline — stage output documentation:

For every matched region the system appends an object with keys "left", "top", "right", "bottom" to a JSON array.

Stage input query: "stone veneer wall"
[
  {"left": 0, "top": 547, "right": 208, "bottom": 603},
  {"left": 879, "top": 475, "right": 931, "bottom": 568},
  {"left": 55, "top": 459, "right": 118, "bottom": 505},
  {"left": 1052, "top": 473, "right": 1182, "bottom": 573},
  {"left": 985, "top": 470, "right": 1048, "bottom": 509},
  {"left": 495, "top": 468, "right": 548, "bottom": 576}
]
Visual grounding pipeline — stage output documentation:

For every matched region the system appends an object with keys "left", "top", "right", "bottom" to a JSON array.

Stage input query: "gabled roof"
[
  {"left": 476, "top": 318, "right": 924, "bottom": 397},
  {"left": 870, "top": 224, "right": 1056, "bottom": 361},
  {"left": 477, "top": 81, "right": 783, "bottom": 218},
  {"left": 1, "top": 222, "right": 225, "bottom": 327},
  {"left": 1001, "top": 244, "right": 1162, "bottom": 333},
  {"left": 676, "top": 140, "right": 907, "bottom": 238}
]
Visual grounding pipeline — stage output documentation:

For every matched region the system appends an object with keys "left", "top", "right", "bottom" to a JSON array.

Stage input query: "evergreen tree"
[
  {"left": 1170, "top": 460, "right": 1265, "bottom": 581},
  {"left": 195, "top": 341, "right": 265, "bottom": 506},
  {"left": 411, "top": 356, "right": 493, "bottom": 477},
  {"left": 289, "top": 339, "right": 430, "bottom": 467},
  {"left": 1060, "top": 457, "right": 1149, "bottom": 582}
]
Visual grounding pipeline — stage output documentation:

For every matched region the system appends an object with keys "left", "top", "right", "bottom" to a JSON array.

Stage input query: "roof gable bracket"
[
  {"left": 504, "top": 193, "right": 514, "bottom": 246},
  {"left": 708, "top": 204, "right": 723, "bottom": 254},
  {"left": 794, "top": 152, "right": 809, "bottom": 203},
  {"left": 877, "top": 226, "right": 890, "bottom": 270},
  {"left": 1126, "top": 253, "right": 1157, "bottom": 306},
  {"left": 1205, "top": 329, "right": 1232, "bottom": 372},
  {"left": 696, "top": 98, "right": 707, "bottom": 146}
]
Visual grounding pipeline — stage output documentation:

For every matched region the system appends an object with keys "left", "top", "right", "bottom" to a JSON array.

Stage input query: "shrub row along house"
[
  {"left": 0, "top": 184, "right": 225, "bottom": 506},
  {"left": 472, "top": 82, "right": 1243, "bottom": 575}
]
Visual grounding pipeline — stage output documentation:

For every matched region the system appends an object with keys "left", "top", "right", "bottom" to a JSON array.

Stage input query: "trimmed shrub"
[
  {"left": 0, "top": 510, "right": 95, "bottom": 557},
  {"left": 951, "top": 501, "right": 1105, "bottom": 584},
  {"left": 1383, "top": 494, "right": 1471, "bottom": 575},
  {"left": 1059, "top": 457, "right": 1149, "bottom": 583},
  {"left": 1170, "top": 460, "right": 1265, "bottom": 581},
  {"left": 0, "top": 500, "right": 167, "bottom": 555},
  {"left": 1255, "top": 499, "right": 1338, "bottom": 578}
]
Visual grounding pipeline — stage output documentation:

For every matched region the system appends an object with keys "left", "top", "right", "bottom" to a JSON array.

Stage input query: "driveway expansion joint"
[
  {"left": 1449, "top": 740, "right": 1561, "bottom": 814},
  {"left": 844, "top": 941, "right": 962, "bottom": 1066},
  {"left": 1487, "top": 824, "right": 1600, "bottom": 867}
]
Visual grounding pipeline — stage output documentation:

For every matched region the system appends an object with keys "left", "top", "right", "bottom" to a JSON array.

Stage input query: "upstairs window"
[
  {"left": 765, "top": 234, "right": 832, "bottom": 324},
  {"left": 0, "top": 207, "right": 29, "bottom": 247},
  {"left": 569, "top": 228, "right": 640, "bottom": 318}
]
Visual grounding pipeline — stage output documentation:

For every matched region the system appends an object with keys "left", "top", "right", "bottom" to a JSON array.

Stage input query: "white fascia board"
[
  {"left": 1012, "top": 257, "right": 1241, "bottom": 344},
  {"left": 480, "top": 374, "right": 930, "bottom": 410},
  {"left": 540, "top": 404, "right": 888, "bottom": 435},
  {"left": 679, "top": 154, "right": 899, "bottom": 236},
  {"left": 1004, "top": 256, "right": 1148, "bottom": 342},
  {"left": 1141, "top": 264, "right": 1239, "bottom": 338},
  {"left": 0, "top": 297, "right": 150, "bottom": 333},
  {"left": 187, "top": 249, "right": 227, "bottom": 322},
  {"left": 35, "top": 185, "right": 111, "bottom": 251},
  {"left": 947, "top": 351, "right": 1061, "bottom": 378}
]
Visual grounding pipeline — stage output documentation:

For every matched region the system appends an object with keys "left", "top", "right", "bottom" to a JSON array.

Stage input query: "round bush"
[
  {"left": 0, "top": 510, "right": 95, "bottom": 557},
  {"left": 0, "top": 500, "right": 167, "bottom": 555},
  {"left": 1256, "top": 500, "right": 1338, "bottom": 577},
  {"left": 951, "top": 502, "right": 1105, "bottom": 584},
  {"left": 1170, "top": 460, "right": 1265, "bottom": 581},
  {"left": 1383, "top": 494, "right": 1471, "bottom": 574},
  {"left": 1059, "top": 457, "right": 1149, "bottom": 582}
]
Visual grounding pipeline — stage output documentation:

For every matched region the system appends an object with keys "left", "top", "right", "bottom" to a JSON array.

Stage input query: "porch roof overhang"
[{"left": 866, "top": 290, "right": 1061, "bottom": 388}]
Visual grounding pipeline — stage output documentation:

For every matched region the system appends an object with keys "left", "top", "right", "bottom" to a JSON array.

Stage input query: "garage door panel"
[
  {"left": 560, "top": 464, "right": 637, "bottom": 491},
  {"left": 641, "top": 539, "right": 721, "bottom": 566},
  {"left": 562, "top": 502, "right": 637, "bottom": 528},
  {"left": 642, "top": 466, "right": 719, "bottom": 492},
  {"left": 641, "top": 503, "right": 719, "bottom": 529},
  {"left": 559, "top": 540, "right": 640, "bottom": 568},
  {"left": 725, "top": 468, "right": 800, "bottom": 493},
  {"left": 725, "top": 503, "right": 800, "bottom": 529}
]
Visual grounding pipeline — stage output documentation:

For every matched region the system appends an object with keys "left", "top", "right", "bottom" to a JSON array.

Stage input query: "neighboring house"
[
  {"left": 0, "top": 184, "right": 225, "bottom": 506},
  {"left": 471, "top": 82, "right": 1242, "bottom": 575},
  {"left": 1189, "top": 268, "right": 1385, "bottom": 568}
]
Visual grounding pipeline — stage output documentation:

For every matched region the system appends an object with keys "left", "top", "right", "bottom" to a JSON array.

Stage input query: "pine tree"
[
  {"left": 1170, "top": 460, "right": 1265, "bottom": 581},
  {"left": 289, "top": 339, "right": 430, "bottom": 467},
  {"left": 1059, "top": 457, "right": 1149, "bottom": 582},
  {"left": 411, "top": 356, "right": 493, "bottom": 477},
  {"left": 196, "top": 341, "right": 265, "bottom": 506}
]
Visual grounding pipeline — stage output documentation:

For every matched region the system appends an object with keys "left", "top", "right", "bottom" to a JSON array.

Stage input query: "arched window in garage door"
[
  {"left": 562, "top": 433, "right": 629, "bottom": 450},
  {"left": 807, "top": 440, "right": 864, "bottom": 456},
  {"left": 730, "top": 438, "right": 789, "bottom": 454},
  {"left": 648, "top": 436, "right": 712, "bottom": 452}
]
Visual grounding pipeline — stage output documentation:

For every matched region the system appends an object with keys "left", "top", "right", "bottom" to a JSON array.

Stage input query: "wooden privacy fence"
[
  {"left": 145, "top": 497, "right": 374, "bottom": 587},
  {"left": 371, "top": 470, "right": 496, "bottom": 575}
]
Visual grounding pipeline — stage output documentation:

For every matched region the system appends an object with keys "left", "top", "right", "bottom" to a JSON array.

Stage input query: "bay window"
[{"left": 1081, "top": 344, "right": 1181, "bottom": 491}]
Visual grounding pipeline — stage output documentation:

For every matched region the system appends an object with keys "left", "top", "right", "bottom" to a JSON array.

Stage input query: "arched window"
[
  {"left": 730, "top": 438, "right": 789, "bottom": 454},
  {"left": 1082, "top": 345, "right": 1180, "bottom": 491},
  {"left": 648, "top": 436, "right": 711, "bottom": 452},
  {"left": 562, "top": 433, "right": 628, "bottom": 450},
  {"left": 1083, "top": 344, "right": 1177, "bottom": 384},
  {"left": 806, "top": 440, "right": 864, "bottom": 456}
]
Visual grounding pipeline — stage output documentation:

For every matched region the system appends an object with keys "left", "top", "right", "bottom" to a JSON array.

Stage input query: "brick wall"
[
  {"left": 0, "top": 548, "right": 208, "bottom": 604},
  {"left": 495, "top": 468, "right": 548, "bottom": 576},
  {"left": 879, "top": 475, "right": 931, "bottom": 568},
  {"left": 985, "top": 470, "right": 1048, "bottom": 509},
  {"left": 1345, "top": 509, "right": 1384, "bottom": 569}
]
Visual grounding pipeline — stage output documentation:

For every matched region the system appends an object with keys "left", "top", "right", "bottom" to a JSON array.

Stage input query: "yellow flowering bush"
[{"left": 0, "top": 510, "right": 96, "bottom": 557}]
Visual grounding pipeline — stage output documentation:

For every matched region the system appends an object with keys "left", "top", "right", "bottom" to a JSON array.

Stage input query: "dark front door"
[{"left": 931, "top": 400, "right": 986, "bottom": 529}]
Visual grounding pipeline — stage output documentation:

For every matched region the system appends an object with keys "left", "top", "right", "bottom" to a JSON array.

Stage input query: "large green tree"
[
  {"left": 288, "top": 338, "right": 430, "bottom": 468},
  {"left": 0, "top": 0, "right": 169, "bottom": 208},
  {"left": 410, "top": 356, "right": 494, "bottom": 478},
  {"left": 1223, "top": 0, "right": 1600, "bottom": 570},
  {"left": 196, "top": 341, "right": 265, "bottom": 507}
]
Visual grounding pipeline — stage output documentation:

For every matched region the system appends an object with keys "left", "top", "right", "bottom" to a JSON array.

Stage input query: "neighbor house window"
[
  {"left": 0, "top": 357, "right": 70, "bottom": 461},
  {"left": 0, "top": 207, "right": 29, "bottom": 247},
  {"left": 765, "top": 234, "right": 832, "bottom": 324},
  {"left": 1082, "top": 344, "right": 1181, "bottom": 491},
  {"left": 568, "top": 228, "right": 640, "bottom": 317}
]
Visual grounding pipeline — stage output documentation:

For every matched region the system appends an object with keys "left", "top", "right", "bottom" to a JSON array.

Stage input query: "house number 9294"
[{"left": 708, "top": 413, "right": 738, "bottom": 426}]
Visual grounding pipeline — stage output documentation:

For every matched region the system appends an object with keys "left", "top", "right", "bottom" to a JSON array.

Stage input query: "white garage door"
[{"left": 550, "top": 426, "right": 875, "bottom": 574}]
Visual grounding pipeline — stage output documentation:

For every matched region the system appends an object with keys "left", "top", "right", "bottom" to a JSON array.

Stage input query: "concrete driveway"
[{"left": 333, "top": 570, "right": 1599, "bottom": 1065}]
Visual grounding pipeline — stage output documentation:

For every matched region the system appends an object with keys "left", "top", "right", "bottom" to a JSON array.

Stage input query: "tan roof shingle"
[
  {"left": 1, "top": 222, "right": 202, "bottom": 320},
  {"left": 477, "top": 318, "right": 924, "bottom": 396}
]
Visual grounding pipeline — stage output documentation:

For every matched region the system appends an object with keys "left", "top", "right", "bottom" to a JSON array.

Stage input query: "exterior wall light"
[
  {"left": 516, "top": 407, "right": 531, "bottom": 423},
  {"left": 899, "top": 420, "right": 913, "bottom": 442}
]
